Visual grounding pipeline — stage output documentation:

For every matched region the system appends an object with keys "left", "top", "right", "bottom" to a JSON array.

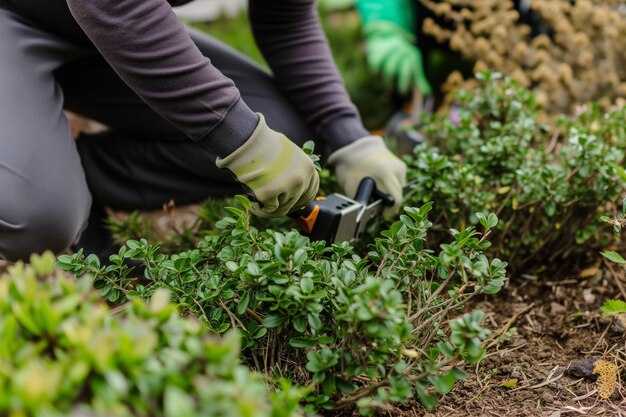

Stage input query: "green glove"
[
  {"left": 216, "top": 114, "right": 320, "bottom": 217},
  {"left": 363, "top": 21, "right": 432, "bottom": 95},
  {"left": 328, "top": 136, "right": 407, "bottom": 218}
]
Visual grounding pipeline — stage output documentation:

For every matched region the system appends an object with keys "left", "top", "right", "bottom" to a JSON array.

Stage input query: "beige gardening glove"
[
  {"left": 216, "top": 114, "right": 319, "bottom": 217},
  {"left": 328, "top": 136, "right": 406, "bottom": 218}
]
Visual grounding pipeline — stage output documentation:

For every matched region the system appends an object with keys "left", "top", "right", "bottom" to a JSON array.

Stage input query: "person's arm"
[
  {"left": 248, "top": 0, "right": 369, "bottom": 151},
  {"left": 66, "top": 0, "right": 258, "bottom": 156},
  {"left": 67, "top": 0, "right": 319, "bottom": 216},
  {"left": 250, "top": 0, "right": 406, "bottom": 217}
]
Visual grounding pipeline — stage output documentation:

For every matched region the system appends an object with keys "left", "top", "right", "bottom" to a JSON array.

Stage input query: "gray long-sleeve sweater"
[{"left": 5, "top": 0, "right": 369, "bottom": 157}]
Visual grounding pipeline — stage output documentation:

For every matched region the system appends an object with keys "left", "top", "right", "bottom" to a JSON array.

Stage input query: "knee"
[{"left": 0, "top": 190, "right": 91, "bottom": 262}]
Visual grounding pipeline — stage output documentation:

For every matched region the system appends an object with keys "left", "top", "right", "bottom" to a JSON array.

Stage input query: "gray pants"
[{"left": 0, "top": 5, "right": 314, "bottom": 261}]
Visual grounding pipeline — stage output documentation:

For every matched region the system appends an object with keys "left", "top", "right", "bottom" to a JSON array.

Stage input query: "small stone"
[
  {"left": 568, "top": 357, "right": 598, "bottom": 378},
  {"left": 550, "top": 302, "right": 567, "bottom": 315},
  {"left": 582, "top": 288, "right": 596, "bottom": 304}
]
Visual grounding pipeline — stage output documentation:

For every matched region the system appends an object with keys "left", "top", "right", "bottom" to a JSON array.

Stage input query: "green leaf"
[
  {"left": 164, "top": 385, "right": 195, "bottom": 417},
  {"left": 306, "top": 351, "right": 324, "bottom": 373},
  {"left": 601, "top": 299, "right": 626, "bottom": 316},
  {"left": 225, "top": 261, "right": 238, "bottom": 272},
  {"left": 428, "top": 370, "right": 456, "bottom": 394},
  {"left": 307, "top": 313, "right": 322, "bottom": 334},
  {"left": 300, "top": 277, "right": 314, "bottom": 294},
  {"left": 415, "top": 382, "right": 439, "bottom": 410},
  {"left": 289, "top": 337, "right": 318, "bottom": 348},
  {"left": 475, "top": 212, "right": 497, "bottom": 230},
  {"left": 247, "top": 262, "right": 260, "bottom": 276},
  {"left": 262, "top": 315, "right": 285, "bottom": 328},
  {"left": 452, "top": 367, "right": 468, "bottom": 381},
  {"left": 254, "top": 327, "right": 268, "bottom": 339},
  {"left": 293, "top": 316, "right": 307, "bottom": 333},
  {"left": 436, "top": 341, "right": 455, "bottom": 358},
  {"left": 236, "top": 292, "right": 250, "bottom": 315},
  {"left": 601, "top": 251, "right": 626, "bottom": 264},
  {"left": 234, "top": 194, "right": 251, "bottom": 210}
]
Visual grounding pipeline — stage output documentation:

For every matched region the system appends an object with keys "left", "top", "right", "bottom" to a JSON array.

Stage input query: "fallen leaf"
[
  {"left": 500, "top": 379, "right": 518, "bottom": 389},
  {"left": 579, "top": 264, "right": 599, "bottom": 278}
]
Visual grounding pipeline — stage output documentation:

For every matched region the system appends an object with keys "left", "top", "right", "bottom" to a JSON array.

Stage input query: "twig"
[
  {"left": 335, "top": 380, "right": 387, "bottom": 409},
  {"left": 510, "top": 365, "right": 565, "bottom": 392},
  {"left": 486, "top": 303, "right": 535, "bottom": 348},
  {"left": 246, "top": 308, "right": 263, "bottom": 323},
  {"left": 568, "top": 389, "right": 599, "bottom": 402},
  {"left": 109, "top": 302, "right": 130, "bottom": 315},
  {"left": 481, "top": 342, "right": 527, "bottom": 360},
  {"left": 590, "top": 320, "right": 612, "bottom": 353},
  {"left": 219, "top": 300, "right": 246, "bottom": 330},
  {"left": 408, "top": 272, "right": 455, "bottom": 322},
  {"left": 604, "top": 259, "right": 626, "bottom": 301},
  {"left": 388, "top": 241, "right": 413, "bottom": 280},
  {"left": 545, "top": 129, "right": 560, "bottom": 154}
]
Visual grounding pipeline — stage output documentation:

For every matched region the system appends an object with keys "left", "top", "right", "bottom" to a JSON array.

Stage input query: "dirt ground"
[{"left": 418, "top": 261, "right": 626, "bottom": 417}]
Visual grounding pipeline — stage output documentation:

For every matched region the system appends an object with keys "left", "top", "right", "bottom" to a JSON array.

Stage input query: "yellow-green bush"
[{"left": 0, "top": 252, "right": 302, "bottom": 417}]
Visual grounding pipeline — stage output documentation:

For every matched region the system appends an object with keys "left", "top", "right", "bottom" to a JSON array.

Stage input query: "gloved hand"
[
  {"left": 363, "top": 21, "right": 432, "bottom": 95},
  {"left": 216, "top": 114, "right": 319, "bottom": 217},
  {"left": 328, "top": 136, "right": 406, "bottom": 218}
]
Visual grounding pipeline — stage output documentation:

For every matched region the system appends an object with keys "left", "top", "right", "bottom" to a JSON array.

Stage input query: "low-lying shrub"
[
  {"left": 59, "top": 200, "right": 506, "bottom": 413},
  {"left": 405, "top": 72, "right": 626, "bottom": 274},
  {"left": 1, "top": 252, "right": 302, "bottom": 417}
]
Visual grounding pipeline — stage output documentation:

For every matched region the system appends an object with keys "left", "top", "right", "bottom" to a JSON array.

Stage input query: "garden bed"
[
  {"left": 2, "top": 1, "right": 626, "bottom": 415},
  {"left": 428, "top": 265, "right": 626, "bottom": 416}
]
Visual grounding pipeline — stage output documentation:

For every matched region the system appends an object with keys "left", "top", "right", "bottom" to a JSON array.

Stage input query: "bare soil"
[{"left": 418, "top": 262, "right": 626, "bottom": 417}]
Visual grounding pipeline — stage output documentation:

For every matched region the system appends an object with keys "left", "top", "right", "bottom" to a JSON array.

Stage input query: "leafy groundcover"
[{"left": 56, "top": 199, "right": 505, "bottom": 415}]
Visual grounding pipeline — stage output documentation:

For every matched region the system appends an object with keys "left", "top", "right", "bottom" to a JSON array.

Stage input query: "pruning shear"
[{"left": 289, "top": 177, "right": 418, "bottom": 244}]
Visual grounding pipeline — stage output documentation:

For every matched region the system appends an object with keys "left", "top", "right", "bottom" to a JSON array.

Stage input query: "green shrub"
[
  {"left": 1, "top": 252, "right": 302, "bottom": 417},
  {"left": 405, "top": 72, "right": 626, "bottom": 274},
  {"left": 59, "top": 200, "right": 505, "bottom": 413}
]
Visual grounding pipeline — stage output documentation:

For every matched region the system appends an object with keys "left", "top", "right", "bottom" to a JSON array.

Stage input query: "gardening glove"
[
  {"left": 362, "top": 21, "right": 432, "bottom": 95},
  {"left": 328, "top": 136, "right": 406, "bottom": 218},
  {"left": 216, "top": 114, "right": 319, "bottom": 217}
]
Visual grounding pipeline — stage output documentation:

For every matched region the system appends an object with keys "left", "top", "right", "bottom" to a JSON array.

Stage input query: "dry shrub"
[{"left": 420, "top": 0, "right": 626, "bottom": 117}]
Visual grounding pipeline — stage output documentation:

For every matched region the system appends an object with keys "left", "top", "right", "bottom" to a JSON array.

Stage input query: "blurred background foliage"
[
  {"left": 188, "top": 3, "right": 397, "bottom": 131},
  {"left": 188, "top": 0, "right": 626, "bottom": 126}
]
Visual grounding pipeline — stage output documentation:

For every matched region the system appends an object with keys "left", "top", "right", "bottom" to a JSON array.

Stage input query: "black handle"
[
  {"left": 374, "top": 189, "right": 395, "bottom": 207},
  {"left": 353, "top": 177, "right": 395, "bottom": 207},
  {"left": 354, "top": 177, "right": 376, "bottom": 205}
]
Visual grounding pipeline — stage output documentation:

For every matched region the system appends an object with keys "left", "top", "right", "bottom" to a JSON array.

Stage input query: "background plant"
[
  {"left": 59, "top": 198, "right": 506, "bottom": 413},
  {"left": 191, "top": 6, "right": 395, "bottom": 130},
  {"left": 404, "top": 72, "right": 626, "bottom": 274},
  {"left": 0, "top": 252, "right": 302, "bottom": 417},
  {"left": 419, "top": 0, "right": 626, "bottom": 118}
]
